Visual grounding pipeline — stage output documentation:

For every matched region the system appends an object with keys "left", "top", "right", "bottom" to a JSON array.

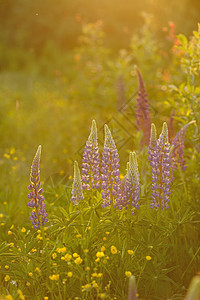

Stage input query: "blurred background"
[{"left": 0, "top": 0, "right": 200, "bottom": 70}]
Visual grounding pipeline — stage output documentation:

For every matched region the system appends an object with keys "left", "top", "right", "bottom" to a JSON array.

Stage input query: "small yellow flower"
[
  {"left": 26, "top": 282, "right": 31, "bottom": 286},
  {"left": 128, "top": 250, "right": 134, "bottom": 255},
  {"left": 99, "top": 294, "right": 105, "bottom": 299},
  {"left": 93, "top": 282, "right": 98, "bottom": 288},
  {"left": 111, "top": 245, "right": 117, "bottom": 254},
  {"left": 125, "top": 271, "right": 132, "bottom": 278},
  {"left": 10, "top": 147, "right": 15, "bottom": 155},
  {"left": 4, "top": 201, "right": 7, "bottom": 205},
  {"left": 120, "top": 174, "right": 124, "bottom": 179},
  {"left": 17, "top": 289, "right": 25, "bottom": 300},
  {"left": 76, "top": 234, "right": 82, "bottom": 238},
  {"left": 149, "top": 245, "right": 153, "bottom": 249},
  {"left": 146, "top": 256, "right": 152, "bottom": 261},
  {"left": 28, "top": 272, "right": 33, "bottom": 277},
  {"left": 52, "top": 253, "right": 57, "bottom": 259},
  {"left": 82, "top": 283, "right": 91, "bottom": 291},
  {"left": 64, "top": 253, "right": 72, "bottom": 261},
  {"left": 21, "top": 227, "right": 26, "bottom": 233},
  {"left": 35, "top": 267, "right": 40, "bottom": 272},
  {"left": 1, "top": 222, "right": 5, "bottom": 226},
  {"left": 13, "top": 156, "right": 18, "bottom": 161},
  {"left": 10, "top": 225, "right": 14, "bottom": 230},
  {"left": 4, "top": 153, "right": 10, "bottom": 159},
  {"left": 18, "top": 248, "right": 22, "bottom": 252},
  {"left": 97, "top": 273, "right": 103, "bottom": 278},
  {"left": 49, "top": 274, "right": 59, "bottom": 281},
  {"left": 84, "top": 249, "right": 89, "bottom": 253},
  {"left": 0, "top": 213, "right": 4, "bottom": 218},
  {"left": 96, "top": 251, "right": 104, "bottom": 258},
  {"left": 68, "top": 175, "right": 72, "bottom": 180},
  {"left": 31, "top": 248, "right": 37, "bottom": 253},
  {"left": 8, "top": 230, "right": 12, "bottom": 235},
  {"left": 74, "top": 257, "right": 83, "bottom": 265},
  {"left": 73, "top": 253, "right": 79, "bottom": 258},
  {"left": 103, "top": 237, "right": 107, "bottom": 241},
  {"left": 5, "top": 265, "right": 9, "bottom": 269},
  {"left": 5, "top": 295, "right": 13, "bottom": 300},
  {"left": 5, "top": 274, "right": 10, "bottom": 281},
  {"left": 105, "top": 231, "right": 110, "bottom": 235},
  {"left": 95, "top": 258, "right": 100, "bottom": 262},
  {"left": 92, "top": 272, "right": 97, "bottom": 277},
  {"left": 44, "top": 297, "right": 49, "bottom": 300},
  {"left": 101, "top": 246, "right": 106, "bottom": 252},
  {"left": 55, "top": 194, "right": 59, "bottom": 198},
  {"left": 52, "top": 263, "right": 57, "bottom": 266},
  {"left": 56, "top": 247, "right": 66, "bottom": 253},
  {"left": 88, "top": 226, "right": 91, "bottom": 230},
  {"left": 67, "top": 271, "right": 73, "bottom": 278}
]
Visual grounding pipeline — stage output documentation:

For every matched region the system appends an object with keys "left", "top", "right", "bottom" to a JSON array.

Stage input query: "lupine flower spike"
[
  {"left": 171, "top": 120, "right": 196, "bottom": 171},
  {"left": 116, "top": 152, "right": 140, "bottom": 213},
  {"left": 81, "top": 120, "right": 100, "bottom": 190},
  {"left": 101, "top": 125, "right": 121, "bottom": 207},
  {"left": 71, "top": 161, "right": 84, "bottom": 204},
  {"left": 148, "top": 122, "right": 172, "bottom": 210},
  {"left": 135, "top": 67, "right": 151, "bottom": 146},
  {"left": 27, "top": 145, "right": 48, "bottom": 229}
]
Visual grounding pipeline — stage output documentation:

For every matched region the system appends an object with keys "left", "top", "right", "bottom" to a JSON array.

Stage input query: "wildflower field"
[{"left": 0, "top": 2, "right": 200, "bottom": 299}]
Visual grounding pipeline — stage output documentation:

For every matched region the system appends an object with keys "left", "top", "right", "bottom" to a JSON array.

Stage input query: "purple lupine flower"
[
  {"left": 27, "top": 145, "right": 48, "bottom": 229},
  {"left": 101, "top": 125, "right": 121, "bottom": 207},
  {"left": 148, "top": 122, "right": 172, "bottom": 210},
  {"left": 81, "top": 120, "right": 100, "bottom": 190},
  {"left": 116, "top": 152, "right": 140, "bottom": 213},
  {"left": 171, "top": 120, "right": 195, "bottom": 171},
  {"left": 135, "top": 67, "right": 151, "bottom": 146},
  {"left": 71, "top": 161, "right": 84, "bottom": 204}
]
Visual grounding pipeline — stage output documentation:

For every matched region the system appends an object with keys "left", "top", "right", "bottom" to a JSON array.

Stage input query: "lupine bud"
[
  {"left": 116, "top": 152, "right": 140, "bottom": 213},
  {"left": 27, "top": 146, "right": 48, "bottom": 229},
  {"left": 171, "top": 120, "right": 195, "bottom": 171},
  {"left": 135, "top": 67, "right": 151, "bottom": 146},
  {"left": 101, "top": 125, "right": 121, "bottom": 207},
  {"left": 81, "top": 120, "right": 100, "bottom": 190},
  {"left": 71, "top": 161, "right": 84, "bottom": 204},
  {"left": 148, "top": 122, "right": 172, "bottom": 210}
]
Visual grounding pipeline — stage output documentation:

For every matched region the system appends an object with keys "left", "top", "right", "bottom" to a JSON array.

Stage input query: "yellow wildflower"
[
  {"left": 17, "top": 289, "right": 25, "bottom": 300},
  {"left": 84, "top": 249, "right": 89, "bottom": 253},
  {"left": 73, "top": 253, "right": 79, "bottom": 258},
  {"left": 8, "top": 231, "right": 12, "bottom": 235},
  {"left": 111, "top": 245, "right": 117, "bottom": 254},
  {"left": 31, "top": 248, "right": 37, "bottom": 253},
  {"left": 96, "top": 251, "right": 104, "bottom": 258},
  {"left": 146, "top": 256, "right": 152, "bottom": 261},
  {"left": 49, "top": 274, "right": 59, "bottom": 281},
  {"left": 35, "top": 267, "right": 40, "bottom": 272},
  {"left": 74, "top": 257, "right": 83, "bottom": 265},
  {"left": 0, "top": 214, "right": 4, "bottom": 218},
  {"left": 92, "top": 272, "right": 97, "bottom": 277},
  {"left": 4, "top": 153, "right": 10, "bottom": 159},
  {"left": 44, "top": 297, "right": 49, "bottom": 300},
  {"left": 5, "top": 295, "right": 13, "bottom": 300},
  {"left": 21, "top": 227, "right": 26, "bottom": 233},
  {"left": 52, "top": 253, "right": 57, "bottom": 259},
  {"left": 101, "top": 246, "right": 106, "bottom": 252},
  {"left": 97, "top": 273, "right": 103, "bottom": 278},
  {"left": 1, "top": 222, "right": 5, "bottom": 226},
  {"left": 95, "top": 258, "right": 100, "bottom": 262},
  {"left": 5, "top": 274, "right": 10, "bottom": 281},
  {"left": 76, "top": 234, "right": 82, "bottom": 238},
  {"left": 10, "top": 225, "right": 14, "bottom": 229},
  {"left": 67, "top": 272, "right": 73, "bottom": 277},
  {"left": 28, "top": 272, "right": 33, "bottom": 277},
  {"left": 125, "top": 271, "right": 132, "bottom": 278},
  {"left": 105, "top": 232, "right": 110, "bottom": 235},
  {"left": 56, "top": 247, "right": 66, "bottom": 253},
  {"left": 103, "top": 237, "right": 106, "bottom": 241},
  {"left": 128, "top": 250, "right": 134, "bottom": 255},
  {"left": 26, "top": 282, "right": 31, "bottom": 286},
  {"left": 5, "top": 265, "right": 9, "bottom": 269}
]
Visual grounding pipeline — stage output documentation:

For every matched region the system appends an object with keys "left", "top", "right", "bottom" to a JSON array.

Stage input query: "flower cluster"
[
  {"left": 27, "top": 146, "right": 48, "bottom": 229},
  {"left": 71, "top": 161, "right": 84, "bottom": 204},
  {"left": 135, "top": 67, "right": 151, "bottom": 146},
  {"left": 116, "top": 152, "right": 140, "bottom": 213},
  {"left": 171, "top": 120, "right": 195, "bottom": 171},
  {"left": 148, "top": 123, "right": 172, "bottom": 210},
  {"left": 81, "top": 120, "right": 100, "bottom": 190},
  {"left": 100, "top": 125, "right": 121, "bottom": 207}
]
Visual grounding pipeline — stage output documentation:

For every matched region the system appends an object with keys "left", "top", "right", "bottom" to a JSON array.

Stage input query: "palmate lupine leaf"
[
  {"left": 27, "top": 145, "right": 48, "bottom": 229},
  {"left": 116, "top": 152, "right": 140, "bottom": 213},
  {"left": 100, "top": 124, "right": 121, "bottom": 207},
  {"left": 71, "top": 161, "right": 84, "bottom": 204},
  {"left": 148, "top": 122, "right": 172, "bottom": 210},
  {"left": 135, "top": 67, "right": 151, "bottom": 146},
  {"left": 81, "top": 120, "right": 100, "bottom": 190}
]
